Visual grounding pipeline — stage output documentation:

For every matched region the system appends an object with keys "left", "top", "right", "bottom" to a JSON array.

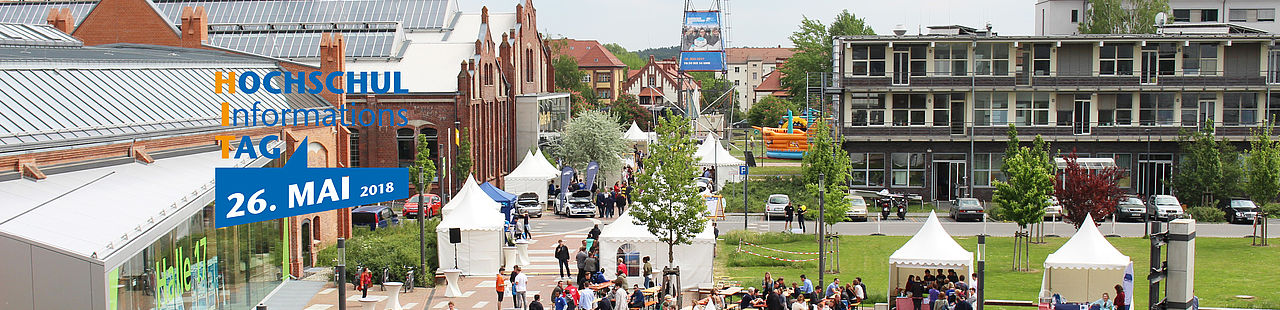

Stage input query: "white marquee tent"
[
  {"left": 597, "top": 212, "right": 716, "bottom": 289},
  {"left": 533, "top": 149, "right": 561, "bottom": 179},
  {"left": 693, "top": 135, "right": 745, "bottom": 189},
  {"left": 1040, "top": 214, "right": 1133, "bottom": 302},
  {"left": 436, "top": 175, "right": 506, "bottom": 276},
  {"left": 887, "top": 212, "right": 974, "bottom": 296},
  {"left": 624, "top": 121, "right": 649, "bottom": 143},
  {"left": 504, "top": 151, "right": 559, "bottom": 203}
]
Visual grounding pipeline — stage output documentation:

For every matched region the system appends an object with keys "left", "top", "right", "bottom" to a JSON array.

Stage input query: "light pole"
[
  {"left": 977, "top": 235, "right": 985, "bottom": 310},
  {"left": 817, "top": 173, "right": 826, "bottom": 289},
  {"left": 337, "top": 238, "right": 347, "bottom": 310},
  {"left": 417, "top": 164, "right": 426, "bottom": 288},
  {"left": 1145, "top": 128, "right": 1151, "bottom": 238}
]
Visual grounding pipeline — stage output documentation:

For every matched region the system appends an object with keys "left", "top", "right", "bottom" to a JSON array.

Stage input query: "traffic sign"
[{"left": 739, "top": 165, "right": 748, "bottom": 175}]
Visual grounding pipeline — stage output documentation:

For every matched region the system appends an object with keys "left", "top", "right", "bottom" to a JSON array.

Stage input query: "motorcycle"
[
  {"left": 877, "top": 189, "right": 909, "bottom": 220},
  {"left": 879, "top": 198, "right": 892, "bottom": 220},
  {"left": 896, "top": 197, "right": 907, "bottom": 220}
]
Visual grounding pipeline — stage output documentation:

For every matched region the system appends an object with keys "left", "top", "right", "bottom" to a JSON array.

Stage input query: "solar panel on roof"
[
  {"left": 208, "top": 31, "right": 398, "bottom": 58},
  {"left": 0, "top": 0, "right": 454, "bottom": 30}
]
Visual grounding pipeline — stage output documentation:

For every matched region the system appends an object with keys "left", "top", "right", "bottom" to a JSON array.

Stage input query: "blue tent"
[{"left": 479, "top": 181, "right": 517, "bottom": 220}]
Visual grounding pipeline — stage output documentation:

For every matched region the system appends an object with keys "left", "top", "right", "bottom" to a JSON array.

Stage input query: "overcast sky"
[{"left": 461, "top": 0, "right": 1036, "bottom": 51}]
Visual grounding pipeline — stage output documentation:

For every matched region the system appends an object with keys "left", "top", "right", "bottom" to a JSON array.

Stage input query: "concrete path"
[{"left": 262, "top": 279, "right": 329, "bottom": 310}]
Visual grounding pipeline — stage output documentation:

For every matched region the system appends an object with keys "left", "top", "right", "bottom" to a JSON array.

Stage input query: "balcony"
[
  {"left": 840, "top": 69, "right": 1271, "bottom": 90},
  {"left": 838, "top": 121, "right": 1268, "bottom": 142}
]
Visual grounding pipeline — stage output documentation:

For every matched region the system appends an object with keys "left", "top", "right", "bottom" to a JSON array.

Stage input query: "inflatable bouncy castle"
[{"left": 754, "top": 110, "right": 813, "bottom": 159}]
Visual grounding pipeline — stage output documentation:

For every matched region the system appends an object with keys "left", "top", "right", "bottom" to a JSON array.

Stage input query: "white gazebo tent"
[
  {"left": 693, "top": 135, "right": 746, "bottom": 189},
  {"left": 1040, "top": 214, "right": 1133, "bottom": 302},
  {"left": 533, "top": 149, "right": 561, "bottom": 179},
  {"left": 504, "top": 151, "right": 559, "bottom": 203},
  {"left": 436, "top": 175, "right": 506, "bottom": 276},
  {"left": 624, "top": 121, "right": 649, "bottom": 143},
  {"left": 888, "top": 212, "right": 974, "bottom": 296},
  {"left": 597, "top": 212, "right": 716, "bottom": 289}
]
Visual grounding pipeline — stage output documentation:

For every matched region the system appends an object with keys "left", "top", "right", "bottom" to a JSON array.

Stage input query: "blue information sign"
[{"left": 215, "top": 138, "right": 408, "bottom": 228}]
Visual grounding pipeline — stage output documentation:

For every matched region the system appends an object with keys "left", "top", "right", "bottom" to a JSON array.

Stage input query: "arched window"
[
  {"left": 348, "top": 127, "right": 360, "bottom": 167},
  {"left": 525, "top": 49, "right": 534, "bottom": 82},
  {"left": 397, "top": 128, "right": 415, "bottom": 167},
  {"left": 616, "top": 244, "right": 641, "bottom": 277},
  {"left": 312, "top": 216, "right": 321, "bottom": 241},
  {"left": 420, "top": 128, "right": 440, "bottom": 182}
]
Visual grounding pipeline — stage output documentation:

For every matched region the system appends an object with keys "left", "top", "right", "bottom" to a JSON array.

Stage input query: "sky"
[{"left": 460, "top": 0, "right": 1036, "bottom": 51}]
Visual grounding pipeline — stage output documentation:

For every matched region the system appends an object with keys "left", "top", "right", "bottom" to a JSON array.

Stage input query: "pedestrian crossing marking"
[{"left": 473, "top": 301, "right": 489, "bottom": 308}]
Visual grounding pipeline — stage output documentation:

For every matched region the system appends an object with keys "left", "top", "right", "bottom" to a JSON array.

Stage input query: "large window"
[
  {"left": 397, "top": 128, "right": 415, "bottom": 168},
  {"left": 1098, "top": 153, "right": 1133, "bottom": 188},
  {"left": 616, "top": 244, "right": 641, "bottom": 276},
  {"left": 1015, "top": 92, "right": 1050, "bottom": 126},
  {"left": 1106, "top": 94, "right": 1134, "bottom": 126},
  {"left": 1181, "top": 93, "right": 1216, "bottom": 127},
  {"left": 1099, "top": 44, "right": 1134, "bottom": 76},
  {"left": 974, "top": 43, "right": 1010, "bottom": 76},
  {"left": 1230, "top": 9, "right": 1276, "bottom": 22},
  {"left": 933, "top": 93, "right": 964, "bottom": 127},
  {"left": 1224, "top": 93, "right": 1259, "bottom": 126},
  {"left": 848, "top": 93, "right": 886, "bottom": 126},
  {"left": 850, "top": 153, "right": 886, "bottom": 187},
  {"left": 891, "top": 153, "right": 925, "bottom": 187},
  {"left": 596, "top": 72, "right": 612, "bottom": 83},
  {"left": 1182, "top": 43, "right": 1218, "bottom": 76},
  {"left": 348, "top": 127, "right": 360, "bottom": 167},
  {"left": 891, "top": 94, "right": 927, "bottom": 126},
  {"left": 1174, "top": 9, "right": 1220, "bottom": 22},
  {"left": 850, "top": 45, "right": 887, "bottom": 76},
  {"left": 973, "top": 153, "right": 1005, "bottom": 187},
  {"left": 934, "top": 43, "right": 968, "bottom": 76},
  {"left": 1144, "top": 43, "right": 1177, "bottom": 76},
  {"left": 1139, "top": 93, "right": 1176, "bottom": 126},
  {"left": 1271, "top": 93, "right": 1280, "bottom": 122},
  {"left": 597, "top": 88, "right": 612, "bottom": 99},
  {"left": 975, "top": 92, "right": 1010, "bottom": 126},
  {"left": 1033, "top": 44, "right": 1052, "bottom": 76}
]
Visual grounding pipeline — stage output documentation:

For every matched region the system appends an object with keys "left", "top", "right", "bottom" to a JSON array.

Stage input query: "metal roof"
[
  {"left": 0, "top": 0, "right": 458, "bottom": 30},
  {"left": 836, "top": 33, "right": 1280, "bottom": 42},
  {"left": 208, "top": 27, "right": 405, "bottom": 59},
  {"left": 0, "top": 23, "right": 81, "bottom": 47}
]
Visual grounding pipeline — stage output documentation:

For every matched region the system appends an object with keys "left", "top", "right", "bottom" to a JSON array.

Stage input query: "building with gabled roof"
[
  {"left": 623, "top": 55, "right": 701, "bottom": 115},
  {"left": 552, "top": 38, "right": 628, "bottom": 103},
  {"left": 753, "top": 68, "right": 790, "bottom": 102},
  {"left": 717, "top": 47, "right": 795, "bottom": 111}
]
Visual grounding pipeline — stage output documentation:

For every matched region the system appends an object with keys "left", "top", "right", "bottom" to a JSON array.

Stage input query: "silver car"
[
  {"left": 1149, "top": 195, "right": 1185, "bottom": 221},
  {"left": 950, "top": 198, "right": 985, "bottom": 222},
  {"left": 845, "top": 195, "right": 868, "bottom": 221},
  {"left": 765, "top": 194, "right": 790, "bottom": 220},
  {"left": 516, "top": 193, "right": 542, "bottom": 218}
]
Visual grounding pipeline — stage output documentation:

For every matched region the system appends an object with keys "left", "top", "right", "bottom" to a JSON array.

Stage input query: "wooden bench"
[{"left": 985, "top": 300, "right": 1039, "bottom": 307}]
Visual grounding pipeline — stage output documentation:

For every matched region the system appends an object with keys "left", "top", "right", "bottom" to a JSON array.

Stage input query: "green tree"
[
  {"left": 801, "top": 117, "right": 851, "bottom": 226},
  {"left": 553, "top": 55, "right": 585, "bottom": 92},
  {"left": 746, "top": 96, "right": 797, "bottom": 127},
  {"left": 454, "top": 128, "right": 472, "bottom": 181},
  {"left": 1172, "top": 124, "right": 1244, "bottom": 207},
  {"left": 558, "top": 110, "right": 628, "bottom": 177},
  {"left": 1078, "top": 0, "right": 1170, "bottom": 34},
  {"left": 407, "top": 134, "right": 437, "bottom": 280},
  {"left": 629, "top": 111, "right": 708, "bottom": 264},
  {"left": 604, "top": 43, "right": 645, "bottom": 70},
  {"left": 1245, "top": 122, "right": 1280, "bottom": 204},
  {"left": 780, "top": 10, "right": 874, "bottom": 99},
  {"left": 609, "top": 94, "right": 651, "bottom": 130},
  {"left": 993, "top": 126, "right": 1053, "bottom": 229}
]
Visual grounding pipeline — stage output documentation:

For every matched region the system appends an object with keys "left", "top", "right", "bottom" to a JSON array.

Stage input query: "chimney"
[
  {"left": 180, "top": 6, "right": 209, "bottom": 48},
  {"left": 515, "top": 4, "right": 523, "bottom": 19},
  {"left": 46, "top": 8, "right": 73, "bottom": 34},
  {"left": 481, "top": 6, "right": 489, "bottom": 24},
  {"left": 320, "top": 33, "right": 347, "bottom": 108}
]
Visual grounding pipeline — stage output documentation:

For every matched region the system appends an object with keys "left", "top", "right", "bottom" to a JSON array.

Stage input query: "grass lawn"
[{"left": 715, "top": 231, "right": 1278, "bottom": 309}]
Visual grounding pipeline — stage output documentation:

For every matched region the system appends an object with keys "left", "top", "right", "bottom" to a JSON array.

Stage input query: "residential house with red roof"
[
  {"left": 553, "top": 39, "right": 628, "bottom": 103},
  {"left": 623, "top": 55, "right": 702, "bottom": 115},
  {"left": 754, "top": 69, "right": 790, "bottom": 102}
]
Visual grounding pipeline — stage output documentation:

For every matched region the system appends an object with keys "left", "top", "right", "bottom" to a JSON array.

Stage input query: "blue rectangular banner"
[{"left": 680, "top": 51, "right": 725, "bottom": 71}]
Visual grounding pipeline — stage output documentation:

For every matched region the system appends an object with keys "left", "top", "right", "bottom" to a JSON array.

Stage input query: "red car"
[{"left": 403, "top": 194, "right": 441, "bottom": 218}]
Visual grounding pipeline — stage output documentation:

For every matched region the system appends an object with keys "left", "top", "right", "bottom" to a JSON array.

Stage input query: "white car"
[
  {"left": 1149, "top": 195, "right": 1185, "bottom": 221},
  {"left": 764, "top": 194, "right": 790, "bottom": 220},
  {"left": 1044, "top": 197, "right": 1063, "bottom": 221},
  {"left": 845, "top": 195, "right": 868, "bottom": 221}
]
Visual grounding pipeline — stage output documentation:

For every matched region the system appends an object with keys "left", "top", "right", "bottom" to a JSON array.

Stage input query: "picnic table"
[{"left": 589, "top": 281, "right": 614, "bottom": 291}]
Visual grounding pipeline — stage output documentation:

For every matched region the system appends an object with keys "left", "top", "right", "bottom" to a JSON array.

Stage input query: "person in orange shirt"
[
  {"left": 359, "top": 268, "right": 373, "bottom": 298},
  {"left": 497, "top": 267, "right": 508, "bottom": 308}
]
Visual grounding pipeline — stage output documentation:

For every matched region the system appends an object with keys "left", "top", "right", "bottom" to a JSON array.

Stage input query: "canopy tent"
[
  {"left": 887, "top": 212, "right": 974, "bottom": 297},
  {"left": 436, "top": 175, "right": 506, "bottom": 276},
  {"left": 624, "top": 121, "right": 649, "bottom": 142},
  {"left": 693, "top": 135, "right": 746, "bottom": 189},
  {"left": 504, "top": 150, "right": 558, "bottom": 206},
  {"left": 532, "top": 149, "right": 561, "bottom": 180},
  {"left": 479, "top": 181, "right": 517, "bottom": 220},
  {"left": 1040, "top": 215, "right": 1133, "bottom": 302},
  {"left": 598, "top": 212, "right": 716, "bottom": 289}
]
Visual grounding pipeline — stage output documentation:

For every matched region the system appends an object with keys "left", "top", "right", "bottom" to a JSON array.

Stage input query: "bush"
[
  {"left": 1265, "top": 203, "right": 1280, "bottom": 219},
  {"left": 721, "top": 176, "right": 815, "bottom": 215},
  {"left": 1188, "top": 206, "right": 1225, "bottom": 223},
  {"left": 317, "top": 218, "right": 439, "bottom": 287}
]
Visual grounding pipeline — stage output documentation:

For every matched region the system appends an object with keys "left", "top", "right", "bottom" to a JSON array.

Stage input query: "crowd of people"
[{"left": 895, "top": 269, "right": 977, "bottom": 310}]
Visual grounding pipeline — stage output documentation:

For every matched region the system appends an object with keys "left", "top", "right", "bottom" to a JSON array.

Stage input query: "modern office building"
[
  {"left": 831, "top": 27, "right": 1280, "bottom": 201},
  {"left": 1037, "top": 0, "right": 1279, "bottom": 35},
  {"left": 718, "top": 47, "right": 794, "bottom": 111}
]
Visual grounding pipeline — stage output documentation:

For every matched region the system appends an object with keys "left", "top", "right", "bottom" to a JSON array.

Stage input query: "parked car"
[
  {"left": 1114, "top": 196, "right": 1147, "bottom": 222},
  {"left": 566, "top": 190, "right": 596, "bottom": 217},
  {"left": 950, "top": 198, "right": 985, "bottom": 222},
  {"left": 352, "top": 205, "right": 399, "bottom": 230},
  {"left": 1044, "top": 197, "right": 1063, "bottom": 221},
  {"left": 516, "top": 192, "right": 543, "bottom": 218},
  {"left": 402, "top": 194, "right": 441, "bottom": 219},
  {"left": 1219, "top": 198, "right": 1261, "bottom": 224},
  {"left": 764, "top": 194, "right": 791, "bottom": 220},
  {"left": 695, "top": 177, "right": 714, "bottom": 195},
  {"left": 1148, "top": 195, "right": 1185, "bottom": 221},
  {"left": 845, "top": 195, "right": 869, "bottom": 221}
]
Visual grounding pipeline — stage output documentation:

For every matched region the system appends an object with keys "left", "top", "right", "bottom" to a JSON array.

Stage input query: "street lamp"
[
  {"left": 977, "top": 235, "right": 985, "bottom": 310},
  {"left": 337, "top": 238, "right": 347, "bottom": 310},
  {"left": 1145, "top": 128, "right": 1151, "bottom": 238}
]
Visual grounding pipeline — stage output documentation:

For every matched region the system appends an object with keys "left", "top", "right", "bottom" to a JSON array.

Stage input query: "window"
[
  {"left": 597, "top": 88, "right": 612, "bottom": 99},
  {"left": 1224, "top": 93, "right": 1259, "bottom": 126},
  {"left": 348, "top": 127, "right": 360, "bottom": 167},
  {"left": 616, "top": 244, "right": 640, "bottom": 276},
  {"left": 974, "top": 43, "right": 1010, "bottom": 76},
  {"left": 849, "top": 45, "right": 887, "bottom": 76},
  {"left": 1269, "top": 93, "right": 1280, "bottom": 122},
  {"left": 596, "top": 72, "right": 612, "bottom": 83},
  {"left": 891, "top": 94, "right": 927, "bottom": 126},
  {"left": 934, "top": 43, "right": 968, "bottom": 76},
  {"left": 1111, "top": 94, "right": 1134, "bottom": 126},
  {"left": 1182, "top": 43, "right": 1218, "bottom": 76},
  {"left": 581, "top": 75, "right": 591, "bottom": 83},
  {"left": 975, "top": 92, "right": 1010, "bottom": 126},
  {"left": 1173, "top": 9, "right": 1191, "bottom": 22},
  {"left": 1263, "top": 9, "right": 1277, "bottom": 21},
  {"left": 1139, "top": 93, "right": 1176, "bottom": 126},
  {"left": 735, "top": 80, "right": 740, "bottom": 86},
  {"left": 735, "top": 67, "right": 740, "bottom": 73},
  {"left": 1181, "top": 93, "right": 1215, "bottom": 127},
  {"left": 1015, "top": 92, "right": 1050, "bottom": 126},
  {"left": 1033, "top": 44, "right": 1052, "bottom": 76},
  {"left": 648, "top": 76, "right": 656, "bottom": 87},
  {"left": 891, "top": 153, "right": 925, "bottom": 187},
  {"left": 525, "top": 49, "right": 534, "bottom": 82},
  {"left": 933, "top": 93, "right": 964, "bottom": 127},
  {"left": 1143, "top": 43, "right": 1177, "bottom": 76},
  {"left": 396, "top": 128, "right": 414, "bottom": 168},
  {"left": 1229, "top": 9, "right": 1248, "bottom": 22},
  {"left": 973, "top": 153, "right": 1005, "bottom": 187},
  {"left": 1071, "top": 10, "right": 1079, "bottom": 22},
  {"left": 420, "top": 128, "right": 440, "bottom": 164},
  {"left": 1230, "top": 9, "right": 1276, "bottom": 22},
  {"left": 850, "top": 153, "right": 886, "bottom": 187},
  {"left": 1203, "top": 9, "right": 1219, "bottom": 22},
  {"left": 848, "top": 93, "right": 886, "bottom": 126},
  {"left": 753, "top": 72, "right": 758, "bottom": 80},
  {"left": 1097, "top": 153, "right": 1133, "bottom": 188},
  {"left": 1099, "top": 44, "right": 1134, "bottom": 76},
  {"left": 1270, "top": 50, "right": 1280, "bottom": 84}
]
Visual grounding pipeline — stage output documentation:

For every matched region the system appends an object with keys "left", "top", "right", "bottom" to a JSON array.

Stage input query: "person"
[
  {"left": 531, "top": 294, "right": 545, "bottom": 310},
  {"left": 642, "top": 256, "right": 654, "bottom": 288},
  {"left": 613, "top": 286, "right": 629, "bottom": 310},
  {"left": 514, "top": 265, "right": 529, "bottom": 309},
  {"left": 766, "top": 286, "right": 785, "bottom": 310},
  {"left": 952, "top": 293, "right": 973, "bottom": 310},
  {"left": 548, "top": 181, "right": 558, "bottom": 197},
  {"left": 497, "top": 267, "right": 508, "bottom": 307},
  {"left": 1114, "top": 285, "right": 1128, "bottom": 310},
  {"left": 956, "top": 276, "right": 968, "bottom": 291},
  {"left": 616, "top": 258, "right": 627, "bottom": 276},
  {"left": 556, "top": 240, "right": 571, "bottom": 279},
  {"left": 790, "top": 296, "right": 807, "bottom": 310},
  {"left": 358, "top": 267, "right": 373, "bottom": 298},
  {"left": 947, "top": 269, "right": 959, "bottom": 284},
  {"left": 577, "top": 285, "right": 597, "bottom": 310},
  {"left": 588, "top": 225, "right": 602, "bottom": 248},
  {"left": 739, "top": 287, "right": 758, "bottom": 309},
  {"left": 852, "top": 278, "right": 866, "bottom": 303},
  {"left": 566, "top": 282, "right": 581, "bottom": 309},
  {"left": 713, "top": 222, "right": 720, "bottom": 239},
  {"left": 576, "top": 245, "right": 590, "bottom": 285},
  {"left": 796, "top": 205, "right": 807, "bottom": 232},
  {"left": 799, "top": 275, "right": 814, "bottom": 301},
  {"left": 761, "top": 272, "right": 774, "bottom": 293},
  {"left": 629, "top": 285, "right": 646, "bottom": 309},
  {"left": 521, "top": 210, "right": 533, "bottom": 239},
  {"left": 614, "top": 270, "right": 628, "bottom": 289},
  {"left": 1091, "top": 293, "right": 1116, "bottom": 310},
  {"left": 554, "top": 288, "right": 570, "bottom": 310},
  {"left": 597, "top": 287, "right": 614, "bottom": 310},
  {"left": 825, "top": 278, "right": 840, "bottom": 299},
  {"left": 448, "top": 301, "right": 458, "bottom": 310},
  {"left": 784, "top": 203, "right": 794, "bottom": 231},
  {"left": 789, "top": 282, "right": 801, "bottom": 301},
  {"left": 926, "top": 282, "right": 941, "bottom": 310},
  {"left": 582, "top": 250, "right": 599, "bottom": 287},
  {"left": 614, "top": 186, "right": 627, "bottom": 215},
  {"left": 596, "top": 191, "right": 610, "bottom": 218}
]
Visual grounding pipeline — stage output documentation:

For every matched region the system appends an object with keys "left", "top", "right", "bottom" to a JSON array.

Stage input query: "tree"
[
  {"left": 780, "top": 10, "right": 874, "bottom": 99},
  {"left": 604, "top": 43, "right": 645, "bottom": 70},
  {"left": 1172, "top": 124, "right": 1243, "bottom": 207},
  {"left": 1055, "top": 150, "right": 1126, "bottom": 228},
  {"left": 609, "top": 94, "right": 651, "bottom": 130},
  {"left": 454, "top": 128, "right": 472, "bottom": 181},
  {"left": 630, "top": 111, "right": 708, "bottom": 264},
  {"left": 993, "top": 126, "right": 1054, "bottom": 271},
  {"left": 408, "top": 133, "right": 437, "bottom": 280},
  {"left": 553, "top": 55, "right": 585, "bottom": 92},
  {"left": 558, "top": 110, "right": 628, "bottom": 177},
  {"left": 746, "top": 96, "right": 797, "bottom": 127},
  {"left": 1078, "top": 0, "right": 1170, "bottom": 34},
  {"left": 1245, "top": 121, "right": 1280, "bottom": 204},
  {"left": 801, "top": 117, "right": 851, "bottom": 226}
]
